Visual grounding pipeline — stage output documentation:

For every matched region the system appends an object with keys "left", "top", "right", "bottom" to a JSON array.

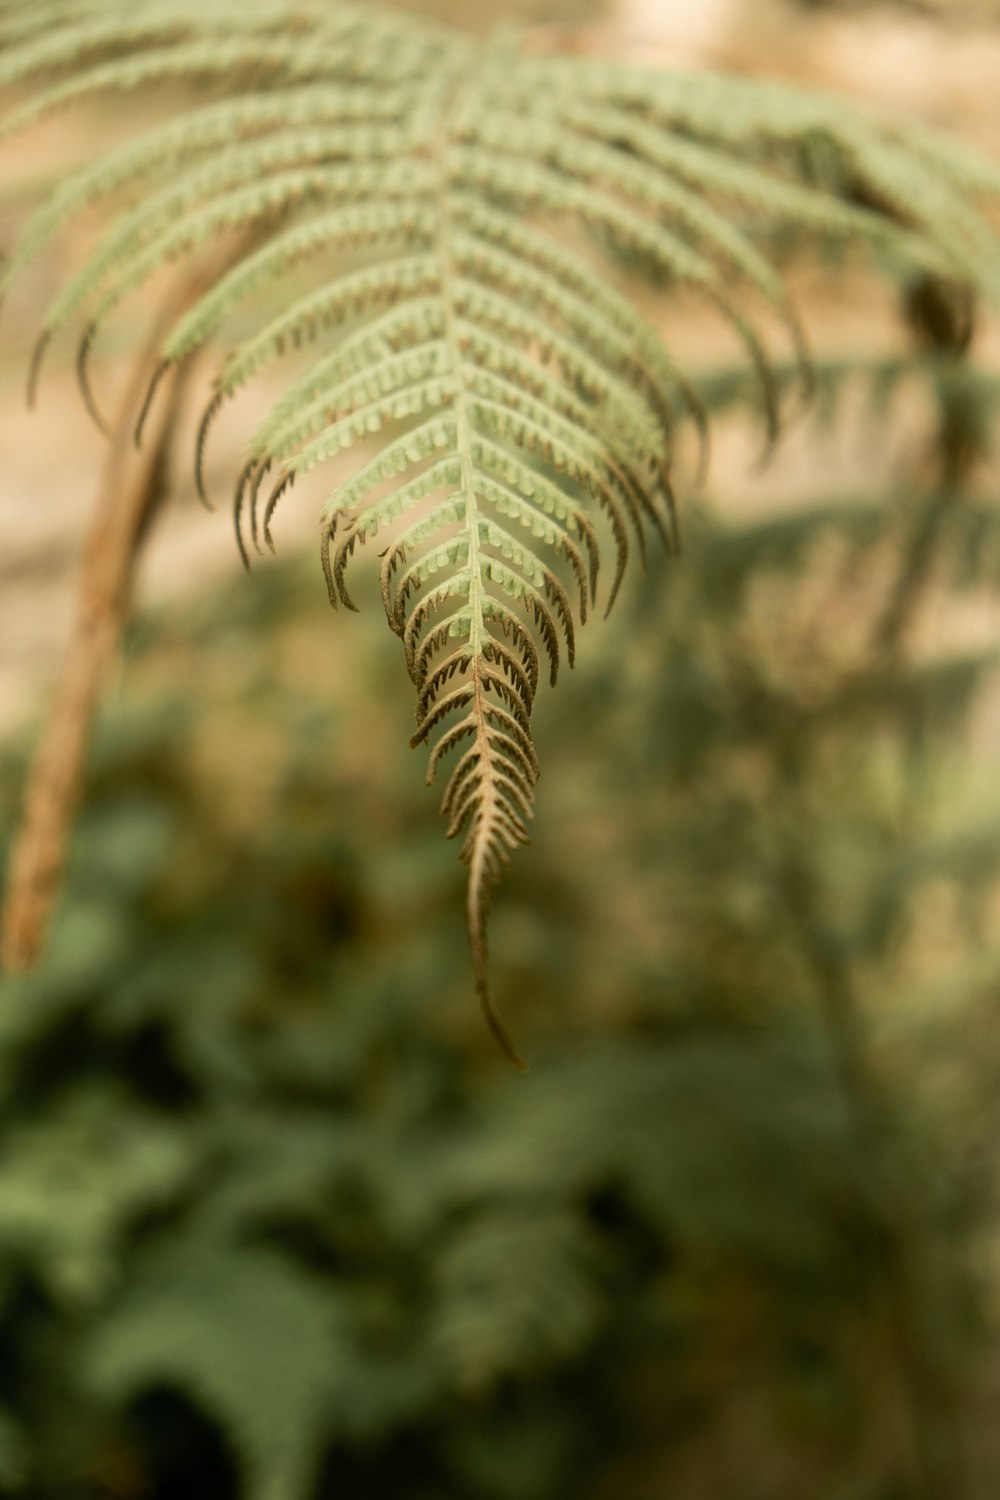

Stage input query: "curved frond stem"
[
  {"left": 76, "top": 323, "right": 111, "bottom": 437},
  {"left": 134, "top": 358, "right": 171, "bottom": 449},
  {"left": 259, "top": 469, "right": 296, "bottom": 557},
  {"left": 232, "top": 455, "right": 259, "bottom": 572},
  {"left": 26, "top": 328, "right": 51, "bottom": 410},
  {"left": 194, "top": 386, "right": 225, "bottom": 508}
]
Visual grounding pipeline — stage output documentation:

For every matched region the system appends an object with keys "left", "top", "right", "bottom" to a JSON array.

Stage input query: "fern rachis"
[{"left": 2, "top": 0, "right": 1000, "bottom": 1059}]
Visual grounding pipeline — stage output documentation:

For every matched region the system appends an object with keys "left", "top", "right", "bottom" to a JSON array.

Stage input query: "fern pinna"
[{"left": 4, "top": 1, "right": 1000, "bottom": 1060}]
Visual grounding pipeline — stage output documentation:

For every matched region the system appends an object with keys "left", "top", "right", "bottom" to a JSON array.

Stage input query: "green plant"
[
  {"left": 3, "top": 392, "right": 1000, "bottom": 1497},
  {"left": 3, "top": 0, "right": 1000, "bottom": 1056}
]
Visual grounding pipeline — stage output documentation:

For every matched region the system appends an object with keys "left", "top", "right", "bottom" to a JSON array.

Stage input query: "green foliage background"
[{"left": 5, "top": 340, "right": 1000, "bottom": 1498}]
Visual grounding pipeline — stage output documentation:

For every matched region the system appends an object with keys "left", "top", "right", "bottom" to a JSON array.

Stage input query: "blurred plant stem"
[
  {"left": 775, "top": 334, "right": 987, "bottom": 1500},
  {"left": 0, "top": 269, "right": 208, "bottom": 972},
  {"left": 776, "top": 830, "right": 976, "bottom": 1500}
]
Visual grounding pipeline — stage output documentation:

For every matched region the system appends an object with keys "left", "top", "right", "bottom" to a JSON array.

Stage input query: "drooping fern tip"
[{"left": 3, "top": 0, "right": 1000, "bottom": 1060}]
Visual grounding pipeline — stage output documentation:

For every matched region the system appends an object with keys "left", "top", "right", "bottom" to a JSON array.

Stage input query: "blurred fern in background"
[{"left": 3, "top": 326, "right": 1000, "bottom": 1497}]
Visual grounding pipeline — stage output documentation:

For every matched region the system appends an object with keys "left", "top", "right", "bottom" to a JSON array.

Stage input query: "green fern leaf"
[
  {"left": 85, "top": 1241, "right": 346, "bottom": 1500},
  {"left": 430, "top": 1205, "right": 603, "bottom": 1393},
  {"left": 5, "top": 0, "right": 1000, "bottom": 1058}
]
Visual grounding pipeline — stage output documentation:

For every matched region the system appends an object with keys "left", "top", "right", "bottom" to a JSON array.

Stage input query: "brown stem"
[
  {"left": 1, "top": 273, "right": 207, "bottom": 972},
  {"left": 873, "top": 389, "right": 978, "bottom": 658}
]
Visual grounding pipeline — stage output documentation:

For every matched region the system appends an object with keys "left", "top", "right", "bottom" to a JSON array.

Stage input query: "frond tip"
[
  {"left": 416, "top": 656, "right": 540, "bottom": 1070},
  {"left": 6, "top": 0, "right": 1000, "bottom": 1055}
]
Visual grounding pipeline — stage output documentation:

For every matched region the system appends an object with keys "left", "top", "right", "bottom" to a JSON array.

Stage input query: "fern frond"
[
  {"left": 214, "top": 253, "right": 442, "bottom": 399},
  {"left": 44, "top": 156, "right": 431, "bottom": 355},
  {"left": 1, "top": 86, "right": 430, "bottom": 292},
  {"left": 431, "top": 1204, "right": 602, "bottom": 1392},
  {"left": 5, "top": 0, "right": 1000, "bottom": 1055},
  {"left": 452, "top": 201, "right": 708, "bottom": 466},
  {"left": 461, "top": 111, "right": 810, "bottom": 368},
  {"left": 0, "top": 41, "right": 326, "bottom": 142},
  {"left": 85, "top": 1241, "right": 345, "bottom": 1500},
  {"left": 554, "top": 99, "right": 929, "bottom": 245},
  {"left": 0, "top": 7, "right": 467, "bottom": 141}
]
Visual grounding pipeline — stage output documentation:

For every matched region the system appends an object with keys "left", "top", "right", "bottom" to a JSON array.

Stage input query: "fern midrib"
[
  {"left": 430, "top": 98, "right": 526, "bottom": 1069},
  {"left": 434, "top": 173, "right": 482, "bottom": 657}
]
